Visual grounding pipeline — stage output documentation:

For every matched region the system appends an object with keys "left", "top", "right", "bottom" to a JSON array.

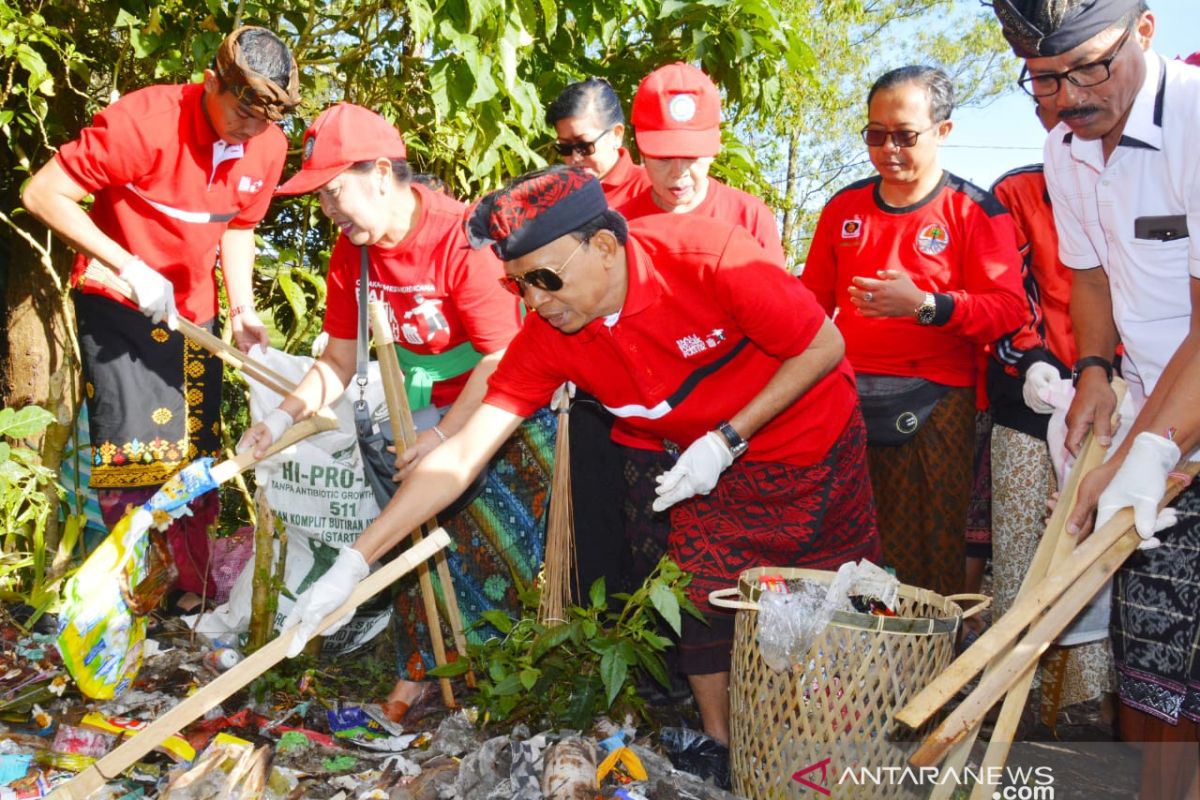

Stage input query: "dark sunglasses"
[
  {"left": 499, "top": 240, "right": 586, "bottom": 297},
  {"left": 553, "top": 126, "right": 614, "bottom": 158},
  {"left": 1017, "top": 26, "right": 1133, "bottom": 97},
  {"left": 860, "top": 123, "right": 937, "bottom": 148}
]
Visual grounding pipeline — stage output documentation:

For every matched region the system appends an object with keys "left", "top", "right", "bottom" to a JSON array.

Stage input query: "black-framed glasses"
[
  {"left": 553, "top": 127, "right": 614, "bottom": 158},
  {"left": 1017, "top": 26, "right": 1133, "bottom": 97},
  {"left": 499, "top": 240, "right": 586, "bottom": 297},
  {"left": 860, "top": 123, "right": 937, "bottom": 148}
]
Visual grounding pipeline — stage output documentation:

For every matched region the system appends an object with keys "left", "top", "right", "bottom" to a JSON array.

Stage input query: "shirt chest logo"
[
  {"left": 916, "top": 223, "right": 949, "bottom": 255},
  {"left": 841, "top": 216, "right": 862, "bottom": 238},
  {"left": 676, "top": 328, "right": 726, "bottom": 358},
  {"left": 237, "top": 176, "right": 264, "bottom": 193}
]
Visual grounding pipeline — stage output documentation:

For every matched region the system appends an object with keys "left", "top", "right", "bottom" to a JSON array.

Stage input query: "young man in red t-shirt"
[{"left": 22, "top": 27, "right": 299, "bottom": 598}]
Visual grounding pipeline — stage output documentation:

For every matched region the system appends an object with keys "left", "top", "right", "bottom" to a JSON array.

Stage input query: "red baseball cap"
[
  {"left": 631, "top": 63, "right": 721, "bottom": 159},
  {"left": 276, "top": 103, "right": 407, "bottom": 196}
]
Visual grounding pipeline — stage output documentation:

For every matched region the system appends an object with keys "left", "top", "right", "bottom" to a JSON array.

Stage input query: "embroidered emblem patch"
[
  {"left": 916, "top": 223, "right": 949, "bottom": 255},
  {"left": 841, "top": 217, "right": 862, "bottom": 239},
  {"left": 303, "top": 135, "right": 316, "bottom": 162},
  {"left": 668, "top": 94, "right": 697, "bottom": 123}
]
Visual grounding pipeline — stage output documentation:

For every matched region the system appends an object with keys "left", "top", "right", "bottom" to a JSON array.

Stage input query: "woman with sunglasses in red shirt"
[{"left": 239, "top": 103, "right": 555, "bottom": 722}]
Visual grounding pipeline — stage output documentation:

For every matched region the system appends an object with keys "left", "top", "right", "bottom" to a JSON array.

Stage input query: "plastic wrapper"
[
  {"left": 55, "top": 460, "right": 217, "bottom": 699},
  {"left": 756, "top": 559, "right": 898, "bottom": 672}
]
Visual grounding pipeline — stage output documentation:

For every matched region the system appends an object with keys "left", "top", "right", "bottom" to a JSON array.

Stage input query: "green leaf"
[
  {"left": 0, "top": 406, "right": 54, "bottom": 439},
  {"left": 492, "top": 673, "right": 525, "bottom": 696},
  {"left": 0, "top": 443, "right": 9, "bottom": 463},
  {"left": 427, "top": 659, "right": 471, "bottom": 677},
  {"left": 276, "top": 269, "right": 307, "bottom": 319},
  {"left": 599, "top": 646, "right": 628, "bottom": 708},
  {"left": 649, "top": 582, "right": 681, "bottom": 635},
  {"left": 530, "top": 620, "right": 575, "bottom": 662},
  {"left": 539, "top": 0, "right": 557, "bottom": 38},
  {"left": 480, "top": 609, "right": 514, "bottom": 633},
  {"left": 589, "top": 577, "right": 606, "bottom": 609},
  {"left": 519, "top": 667, "right": 540, "bottom": 690},
  {"left": 635, "top": 647, "right": 670, "bottom": 689}
]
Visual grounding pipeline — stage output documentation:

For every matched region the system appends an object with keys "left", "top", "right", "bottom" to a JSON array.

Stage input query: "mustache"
[{"left": 1058, "top": 106, "right": 1101, "bottom": 120}]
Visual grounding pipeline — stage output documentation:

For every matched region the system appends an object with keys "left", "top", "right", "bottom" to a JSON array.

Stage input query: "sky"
[{"left": 939, "top": 0, "right": 1197, "bottom": 188}]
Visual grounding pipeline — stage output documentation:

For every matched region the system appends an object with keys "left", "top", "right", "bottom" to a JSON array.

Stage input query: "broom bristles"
[{"left": 538, "top": 398, "right": 576, "bottom": 626}]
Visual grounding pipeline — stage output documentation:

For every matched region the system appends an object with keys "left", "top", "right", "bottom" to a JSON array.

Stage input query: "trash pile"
[{"left": 0, "top": 619, "right": 742, "bottom": 799}]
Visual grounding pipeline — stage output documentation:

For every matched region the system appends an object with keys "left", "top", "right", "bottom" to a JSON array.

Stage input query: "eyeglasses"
[
  {"left": 860, "top": 123, "right": 938, "bottom": 148},
  {"left": 553, "top": 127, "right": 614, "bottom": 158},
  {"left": 499, "top": 240, "right": 586, "bottom": 297},
  {"left": 1018, "top": 26, "right": 1132, "bottom": 97}
]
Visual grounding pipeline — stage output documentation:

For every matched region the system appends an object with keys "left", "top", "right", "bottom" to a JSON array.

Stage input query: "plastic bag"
[
  {"left": 56, "top": 460, "right": 218, "bottom": 699},
  {"left": 658, "top": 727, "right": 731, "bottom": 790}
]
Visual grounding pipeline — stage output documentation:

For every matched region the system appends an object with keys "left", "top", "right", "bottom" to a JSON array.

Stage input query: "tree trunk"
[{"left": 1, "top": 217, "right": 79, "bottom": 555}]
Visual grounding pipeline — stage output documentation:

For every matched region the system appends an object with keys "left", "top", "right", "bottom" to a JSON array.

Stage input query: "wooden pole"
[
  {"left": 368, "top": 301, "right": 475, "bottom": 695},
  {"left": 367, "top": 302, "right": 456, "bottom": 707},
  {"left": 963, "top": 382, "right": 1125, "bottom": 798},
  {"left": 51, "top": 529, "right": 452, "bottom": 800}
]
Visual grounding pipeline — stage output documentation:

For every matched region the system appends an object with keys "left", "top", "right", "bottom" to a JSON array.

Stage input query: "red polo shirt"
[
  {"left": 485, "top": 216, "right": 857, "bottom": 467},
  {"left": 57, "top": 83, "right": 287, "bottom": 324},
  {"left": 324, "top": 183, "right": 522, "bottom": 408},
  {"left": 600, "top": 148, "right": 652, "bottom": 209},
  {"left": 803, "top": 172, "right": 1024, "bottom": 387},
  {"left": 989, "top": 165, "right": 1076, "bottom": 370},
  {"left": 616, "top": 178, "right": 787, "bottom": 267}
]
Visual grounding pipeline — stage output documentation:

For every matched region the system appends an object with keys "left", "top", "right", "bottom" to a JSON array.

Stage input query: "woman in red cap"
[
  {"left": 617, "top": 62, "right": 785, "bottom": 266},
  {"left": 239, "top": 103, "right": 554, "bottom": 718}
]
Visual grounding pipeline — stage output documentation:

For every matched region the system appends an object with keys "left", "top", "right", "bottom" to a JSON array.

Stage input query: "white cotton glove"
[
  {"left": 1095, "top": 432, "right": 1182, "bottom": 550},
  {"left": 1022, "top": 361, "right": 1060, "bottom": 414},
  {"left": 652, "top": 431, "right": 735, "bottom": 512},
  {"left": 236, "top": 407, "right": 294, "bottom": 454},
  {"left": 282, "top": 547, "right": 370, "bottom": 658},
  {"left": 120, "top": 257, "right": 178, "bottom": 329}
]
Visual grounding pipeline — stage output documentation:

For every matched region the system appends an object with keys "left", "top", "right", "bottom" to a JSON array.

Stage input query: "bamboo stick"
[{"left": 368, "top": 301, "right": 457, "bottom": 707}]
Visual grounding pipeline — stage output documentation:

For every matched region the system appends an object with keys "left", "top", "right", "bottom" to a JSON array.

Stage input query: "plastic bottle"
[{"left": 202, "top": 647, "right": 242, "bottom": 672}]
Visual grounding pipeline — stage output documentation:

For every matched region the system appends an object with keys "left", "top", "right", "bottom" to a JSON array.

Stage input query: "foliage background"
[{"left": 0, "top": 0, "right": 1013, "bottom": 549}]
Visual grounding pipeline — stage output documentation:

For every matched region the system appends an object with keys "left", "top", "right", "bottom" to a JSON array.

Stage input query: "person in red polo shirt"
[
  {"left": 617, "top": 62, "right": 786, "bottom": 266},
  {"left": 280, "top": 166, "right": 880, "bottom": 749},
  {"left": 802, "top": 65, "right": 1024, "bottom": 598},
  {"left": 240, "top": 103, "right": 551, "bottom": 722},
  {"left": 22, "top": 26, "right": 299, "bottom": 601}
]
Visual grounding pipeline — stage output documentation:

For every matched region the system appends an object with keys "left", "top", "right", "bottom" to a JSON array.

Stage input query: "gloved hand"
[
  {"left": 1021, "top": 361, "right": 1060, "bottom": 414},
  {"left": 282, "top": 547, "right": 370, "bottom": 658},
  {"left": 652, "top": 431, "right": 735, "bottom": 512},
  {"left": 1095, "top": 432, "right": 1181, "bottom": 550},
  {"left": 120, "top": 257, "right": 177, "bottom": 329},
  {"left": 237, "top": 407, "right": 294, "bottom": 457}
]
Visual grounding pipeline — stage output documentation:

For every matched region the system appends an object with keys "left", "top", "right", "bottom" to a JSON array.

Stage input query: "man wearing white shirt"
[{"left": 992, "top": 1, "right": 1200, "bottom": 796}]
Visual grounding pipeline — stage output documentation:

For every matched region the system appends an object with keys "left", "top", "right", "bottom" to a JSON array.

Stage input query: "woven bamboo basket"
[{"left": 710, "top": 567, "right": 988, "bottom": 799}]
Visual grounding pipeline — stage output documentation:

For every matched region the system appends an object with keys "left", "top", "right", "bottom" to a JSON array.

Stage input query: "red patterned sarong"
[{"left": 669, "top": 410, "right": 881, "bottom": 614}]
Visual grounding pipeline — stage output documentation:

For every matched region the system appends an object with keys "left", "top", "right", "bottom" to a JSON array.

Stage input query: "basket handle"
[
  {"left": 708, "top": 587, "right": 757, "bottom": 611},
  {"left": 945, "top": 593, "right": 991, "bottom": 620}
]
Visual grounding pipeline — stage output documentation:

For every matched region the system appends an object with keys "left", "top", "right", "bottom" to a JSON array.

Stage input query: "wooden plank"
[
  {"left": 368, "top": 301, "right": 457, "bottom": 708},
  {"left": 51, "top": 529, "right": 453, "bottom": 799}
]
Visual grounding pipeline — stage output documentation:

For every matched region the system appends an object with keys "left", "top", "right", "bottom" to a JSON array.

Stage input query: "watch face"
[{"left": 917, "top": 304, "right": 936, "bottom": 325}]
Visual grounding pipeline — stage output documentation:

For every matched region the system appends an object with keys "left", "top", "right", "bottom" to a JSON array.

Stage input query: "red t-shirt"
[
  {"left": 324, "top": 183, "right": 522, "bottom": 407},
  {"left": 802, "top": 172, "right": 1025, "bottom": 387},
  {"left": 990, "top": 165, "right": 1076, "bottom": 370},
  {"left": 616, "top": 178, "right": 787, "bottom": 267},
  {"left": 485, "top": 216, "right": 857, "bottom": 467},
  {"left": 600, "top": 148, "right": 652, "bottom": 210},
  {"left": 58, "top": 83, "right": 287, "bottom": 324}
]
